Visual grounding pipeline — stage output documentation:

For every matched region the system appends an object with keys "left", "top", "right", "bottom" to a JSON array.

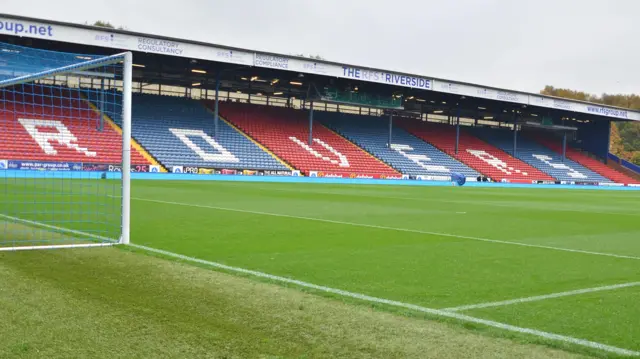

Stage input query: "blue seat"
[
  {"left": 317, "top": 113, "right": 478, "bottom": 178},
  {"left": 111, "top": 94, "right": 288, "bottom": 171},
  {"left": 471, "top": 127, "right": 609, "bottom": 183}
]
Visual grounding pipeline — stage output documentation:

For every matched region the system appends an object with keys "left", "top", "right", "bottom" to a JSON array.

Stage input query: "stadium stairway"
[
  {"left": 317, "top": 113, "right": 479, "bottom": 179},
  {"left": 217, "top": 102, "right": 401, "bottom": 178},
  {"left": 0, "top": 87, "right": 150, "bottom": 165},
  {"left": 471, "top": 127, "right": 611, "bottom": 183},
  {"left": 399, "top": 120, "right": 555, "bottom": 183},
  {"left": 532, "top": 135, "right": 639, "bottom": 185},
  {"left": 113, "top": 94, "right": 290, "bottom": 172}
]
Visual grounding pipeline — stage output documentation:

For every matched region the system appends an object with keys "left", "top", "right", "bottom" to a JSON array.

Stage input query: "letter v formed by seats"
[{"left": 289, "top": 137, "right": 350, "bottom": 167}]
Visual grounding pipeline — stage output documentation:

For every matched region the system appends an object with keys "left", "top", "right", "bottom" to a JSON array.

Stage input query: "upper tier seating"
[
  {"left": 318, "top": 113, "right": 478, "bottom": 178},
  {"left": 112, "top": 94, "right": 288, "bottom": 171},
  {"left": 0, "top": 88, "right": 149, "bottom": 165},
  {"left": 400, "top": 120, "right": 555, "bottom": 183},
  {"left": 533, "top": 135, "right": 639, "bottom": 185},
  {"left": 472, "top": 127, "right": 611, "bottom": 183},
  {"left": 218, "top": 102, "right": 400, "bottom": 178}
]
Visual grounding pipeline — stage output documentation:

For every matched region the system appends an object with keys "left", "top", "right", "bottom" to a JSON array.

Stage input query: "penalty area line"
[
  {"left": 130, "top": 243, "right": 640, "bottom": 357},
  {"left": 444, "top": 281, "right": 640, "bottom": 312},
  {"left": 130, "top": 197, "right": 640, "bottom": 261},
  {"left": 0, "top": 215, "right": 638, "bottom": 357}
]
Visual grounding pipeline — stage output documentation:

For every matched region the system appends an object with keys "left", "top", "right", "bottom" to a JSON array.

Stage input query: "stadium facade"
[{"left": 1, "top": 13, "right": 639, "bottom": 186}]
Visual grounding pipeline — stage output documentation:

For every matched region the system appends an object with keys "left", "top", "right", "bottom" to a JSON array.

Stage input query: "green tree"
[
  {"left": 93, "top": 20, "right": 115, "bottom": 28},
  {"left": 294, "top": 54, "right": 326, "bottom": 60},
  {"left": 540, "top": 86, "right": 640, "bottom": 165}
]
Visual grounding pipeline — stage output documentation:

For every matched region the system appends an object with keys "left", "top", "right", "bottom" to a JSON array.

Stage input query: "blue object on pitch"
[{"left": 451, "top": 172, "right": 466, "bottom": 186}]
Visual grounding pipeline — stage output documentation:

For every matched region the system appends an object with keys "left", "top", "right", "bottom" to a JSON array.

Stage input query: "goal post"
[{"left": 0, "top": 42, "right": 132, "bottom": 250}]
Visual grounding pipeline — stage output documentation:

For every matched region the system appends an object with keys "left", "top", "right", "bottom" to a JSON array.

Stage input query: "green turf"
[
  {"left": 2, "top": 179, "right": 640, "bottom": 357},
  {"left": 0, "top": 247, "right": 587, "bottom": 359}
]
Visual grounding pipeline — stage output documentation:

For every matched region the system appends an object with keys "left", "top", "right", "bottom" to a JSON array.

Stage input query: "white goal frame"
[{"left": 0, "top": 51, "right": 132, "bottom": 250}]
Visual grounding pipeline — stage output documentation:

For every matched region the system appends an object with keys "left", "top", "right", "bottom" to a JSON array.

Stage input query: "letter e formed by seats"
[
  {"left": 390, "top": 144, "right": 449, "bottom": 172},
  {"left": 169, "top": 128, "right": 240, "bottom": 163},
  {"left": 19, "top": 118, "right": 96, "bottom": 157}
]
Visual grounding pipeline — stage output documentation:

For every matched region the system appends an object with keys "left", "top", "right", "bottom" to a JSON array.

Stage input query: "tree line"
[{"left": 540, "top": 86, "right": 640, "bottom": 165}]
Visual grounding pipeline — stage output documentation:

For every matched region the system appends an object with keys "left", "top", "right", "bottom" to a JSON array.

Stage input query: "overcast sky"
[{"left": 3, "top": 0, "right": 639, "bottom": 95}]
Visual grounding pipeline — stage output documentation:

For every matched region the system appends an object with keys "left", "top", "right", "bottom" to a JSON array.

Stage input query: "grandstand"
[
  {"left": 318, "top": 112, "right": 478, "bottom": 179},
  {"left": 0, "top": 14, "right": 637, "bottom": 185},
  {"left": 531, "top": 133, "right": 639, "bottom": 185},
  {"left": 118, "top": 94, "right": 290, "bottom": 172},
  {"left": 0, "top": 86, "right": 150, "bottom": 166},
  {"left": 217, "top": 102, "right": 400, "bottom": 178},
  {"left": 399, "top": 119, "right": 555, "bottom": 183},
  {"left": 3, "top": 12, "right": 640, "bottom": 359},
  {"left": 0, "top": 13, "right": 638, "bottom": 185},
  {"left": 471, "top": 127, "right": 612, "bottom": 183}
]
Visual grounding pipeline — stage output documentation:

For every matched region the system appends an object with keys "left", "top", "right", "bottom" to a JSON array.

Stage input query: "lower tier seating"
[
  {"left": 472, "top": 127, "right": 611, "bottom": 183},
  {"left": 218, "top": 102, "right": 400, "bottom": 178},
  {"left": 113, "top": 94, "right": 289, "bottom": 171},
  {"left": 0, "top": 89, "right": 149, "bottom": 165},
  {"left": 400, "top": 120, "right": 555, "bottom": 183},
  {"left": 533, "top": 135, "right": 639, "bottom": 185},
  {"left": 318, "top": 113, "right": 478, "bottom": 178}
]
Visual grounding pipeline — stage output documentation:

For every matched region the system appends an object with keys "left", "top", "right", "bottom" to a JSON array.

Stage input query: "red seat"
[
  {"left": 399, "top": 120, "right": 555, "bottom": 183},
  {"left": 215, "top": 102, "right": 400, "bottom": 178},
  {"left": 533, "top": 136, "right": 639, "bottom": 185},
  {"left": 0, "top": 88, "right": 150, "bottom": 165}
]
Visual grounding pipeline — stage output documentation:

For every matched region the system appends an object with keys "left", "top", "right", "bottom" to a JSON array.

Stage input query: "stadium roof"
[{"left": 1, "top": 13, "right": 638, "bottom": 122}]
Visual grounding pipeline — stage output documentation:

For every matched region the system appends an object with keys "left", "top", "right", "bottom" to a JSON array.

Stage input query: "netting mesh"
[{"left": 0, "top": 42, "right": 127, "bottom": 249}]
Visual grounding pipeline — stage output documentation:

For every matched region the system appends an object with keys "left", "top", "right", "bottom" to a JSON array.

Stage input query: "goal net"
[{"left": 0, "top": 42, "right": 132, "bottom": 251}]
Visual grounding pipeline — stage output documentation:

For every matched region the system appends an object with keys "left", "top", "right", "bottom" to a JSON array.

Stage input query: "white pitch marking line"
[
  {"left": 129, "top": 243, "right": 640, "bottom": 357},
  {"left": 444, "top": 282, "right": 640, "bottom": 312},
  {"left": 131, "top": 197, "right": 640, "bottom": 261},
  {"left": 0, "top": 214, "right": 117, "bottom": 247},
  {"left": 1, "top": 215, "right": 638, "bottom": 356}
]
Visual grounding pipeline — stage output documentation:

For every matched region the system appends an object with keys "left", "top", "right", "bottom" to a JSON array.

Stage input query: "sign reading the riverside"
[
  {"left": 2, "top": 15, "right": 640, "bottom": 121},
  {"left": 342, "top": 67, "right": 431, "bottom": 90}
]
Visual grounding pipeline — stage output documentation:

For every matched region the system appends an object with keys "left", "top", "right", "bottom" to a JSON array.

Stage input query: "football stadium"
[{"left": 1, "top": 12, "right": 640, "bottom": 359}]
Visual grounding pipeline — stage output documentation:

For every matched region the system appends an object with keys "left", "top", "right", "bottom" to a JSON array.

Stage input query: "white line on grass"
[
  {"left": 131, "top": 197, "right": 640, "bottom": 261},
  {"left": 129, "top": 243, "right": 640, "bottom": 357},
  {"left": 444, "top": 282, "right": 640, "bottom": 312},
  {"left": 0, "top": 214, "right": 117, "bottom": 251},
  {"left": 220, "top": 184, "right": 640, "bottom": 217},
  {"left": 0, "top": 214, "right": 638, "bottom": 357}
]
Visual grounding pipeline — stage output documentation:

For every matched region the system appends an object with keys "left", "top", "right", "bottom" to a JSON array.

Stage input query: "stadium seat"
[
  {"left": 399, "top": 120, "right": 555, "bottom": 183},
  {"left": 317, "top": 113, "right": 478, "bottom": 179},
  {"left": 531, "top": 135, "right": 639, "bottom": 185},
  {"left": 109, "top": 94, "right": 289, "bottom": 171},
  {"left": 217, "top": 102, "right": 401, "bottom": 178},
  {"left": 471, "top": 127, "right": 611, "bottom": 183},
  {"left": 0, "top": 87, "right": 150, "bottom": 165}
]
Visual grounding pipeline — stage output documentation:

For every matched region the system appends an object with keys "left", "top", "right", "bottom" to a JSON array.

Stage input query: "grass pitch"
[{"left": 1, "top": 179, "right": 639, "bottom": 358}]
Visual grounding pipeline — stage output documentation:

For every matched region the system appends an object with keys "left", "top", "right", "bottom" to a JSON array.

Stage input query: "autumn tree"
[{"left": 540, "top": 86, "right": 640, "bottom": 165}]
